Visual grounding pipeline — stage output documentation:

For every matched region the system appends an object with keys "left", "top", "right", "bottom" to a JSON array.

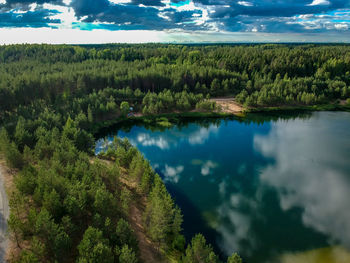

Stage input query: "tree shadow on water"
[{"left": 156, "top": 169, "right": 226, "bottom": 259}]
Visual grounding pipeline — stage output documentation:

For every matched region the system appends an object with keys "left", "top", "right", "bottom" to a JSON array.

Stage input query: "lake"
[{"left": 95, "top": 111, "right": 350, "bottom": 263}]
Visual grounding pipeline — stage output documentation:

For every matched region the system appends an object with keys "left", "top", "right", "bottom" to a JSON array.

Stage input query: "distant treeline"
[{"left": 1, "top": 44, "right": 350, "bottom": 118}]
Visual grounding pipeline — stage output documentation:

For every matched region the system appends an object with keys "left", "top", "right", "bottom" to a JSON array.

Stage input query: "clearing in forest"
[{"left": 212, "top": 97, "right": 243, "bottom": 114}]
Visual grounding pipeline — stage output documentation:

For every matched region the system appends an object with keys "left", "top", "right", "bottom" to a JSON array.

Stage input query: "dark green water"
[{"left": 96, "top": 112, "right": 350, "bottom": 263}]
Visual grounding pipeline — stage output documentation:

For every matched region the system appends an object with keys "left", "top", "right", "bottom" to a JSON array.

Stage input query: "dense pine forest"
[
  {"left": 1, "top": 44, "right": 350, "bottom": 118},
  {"left": 0, "top": 43, "right": 350, "bottom": 262}
]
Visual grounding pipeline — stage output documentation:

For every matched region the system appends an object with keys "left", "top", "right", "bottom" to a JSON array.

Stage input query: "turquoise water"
[{"left": 96, "top": 112, "right": 350, "bottom": 263}]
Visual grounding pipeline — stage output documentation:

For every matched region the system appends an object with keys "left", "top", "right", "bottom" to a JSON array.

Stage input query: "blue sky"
[{"left": 0, "top": 0, "right": 350, "bottom": 43}]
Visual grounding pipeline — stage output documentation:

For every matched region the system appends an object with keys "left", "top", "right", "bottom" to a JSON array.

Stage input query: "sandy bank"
[{"left": 211, "top": 97, "right": 244, "bottom": 114}]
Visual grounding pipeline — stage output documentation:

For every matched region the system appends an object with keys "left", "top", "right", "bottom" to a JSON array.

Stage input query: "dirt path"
[
  {"left": 340, "top": 100, "right": 348, "bottom": 106},
  {"left": 129, "top": 200, "right": 165, "bottom": 263},
  {"left": 118, "top": 172, "right": 166, "bottom": 263},
  {"left": 0, "top": 163, "right": 9, "bottom": 263},
  {"left": 212, "top": 97, "right": 243, "bottom": 114},
  {"left": 94, "top": 158, "right": 167, "bottom": 262}
]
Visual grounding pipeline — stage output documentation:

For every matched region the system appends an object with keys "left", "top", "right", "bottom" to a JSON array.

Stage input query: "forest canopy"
[{"left": 1, "top": 44, "right": 350, "bottom": 124}]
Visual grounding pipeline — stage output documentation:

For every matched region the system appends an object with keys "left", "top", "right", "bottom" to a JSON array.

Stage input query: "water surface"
[{"left": 96, "top": 112, "right": 350, "bottom": 263}]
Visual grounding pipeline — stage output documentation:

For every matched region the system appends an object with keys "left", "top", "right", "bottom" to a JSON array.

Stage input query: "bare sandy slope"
[
  {"left": 93, "top": 159, "right": 166, "bottom": 263},
  {"left": 212, "top": 97, "right": 243, "bottom": 114},
  {"left": 119, "top": 174, "right": 166, "bottom": 263}
]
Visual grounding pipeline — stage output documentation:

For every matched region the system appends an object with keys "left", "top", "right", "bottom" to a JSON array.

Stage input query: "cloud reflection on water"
[
  {"left": 136, "top": 133, "right": 170, "bottom": 149},
  {"left": 162, "top": 164, "right": 184, "bottom": 183},
  {"left": 216, "top": 192, "right": 258, "bottom": 257},
  {"left": 96, "top": 122, "right": 220, "bottom": 153},
  {"left": 188, "top": 126, "right": 219, "bottom": 145},
  {"left": 131, "top": 124, "right": 220, "bottom": 150},
  {"left": 214, "top": 112, "right": 350, "bottom": 261},
  {"left": 254, "top": 112, "right": 350, "bottom": 249}
]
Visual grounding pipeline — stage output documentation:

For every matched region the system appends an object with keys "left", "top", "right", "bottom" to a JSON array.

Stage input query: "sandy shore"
[{"left": 211, "top": 97, "right": 244, "bottom": 114}]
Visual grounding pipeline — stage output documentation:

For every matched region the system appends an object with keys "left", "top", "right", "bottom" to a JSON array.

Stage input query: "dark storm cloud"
[
  {"left": 191, "top": 0, "right": 350, "bottom": 33},
  {"left": 5, "top": 0, "right": 63, "bottom": 4},
  {"left": 0, "top": 0, "right": 349, "bottom": 32},
  {"left": 167, "top": 9, "right": 201, "bottom": 24},
  {"left": 71, "top": 0, "right": 172, "bottom": 29},
  {"left": 131, "top": 0, "right": 165, "bottom": 7},
  {"left": 2, "top": 0, "right": 64, "bottom": 10},
  {"left": 208, "top": 0, "right": 350, "bottom": 19},
  {"left": 70, "top": 0, "right": 109, "bottom": 18},
  {"left": 70, "top": 0, "right": 206, "bottom": 30},
  {"left": 0, "top": 8, "right": 60, "bottom": 27}
]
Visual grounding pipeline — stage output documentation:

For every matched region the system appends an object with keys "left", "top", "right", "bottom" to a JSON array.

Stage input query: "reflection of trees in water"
[
  {"left": 175, "top": 112, "right": 312, "bottom": 129},
  {"left": 156, "top": 168, "right": 226, "bottom": 259},
  {"left": 96, "top": 111, "right": 311, "bottom": 137},
  {"left": 240, "top": 111, "right": 312, "bottom": 125},
  {"left": 174, "top": 117, "right": 222, "bottom": 131},
  {"left": 96, "top": 116, "right": 224, "bottom": 136}
]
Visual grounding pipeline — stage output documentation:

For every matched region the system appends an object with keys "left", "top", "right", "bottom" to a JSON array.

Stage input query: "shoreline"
[
  {"left": 91, "top": 102, "right": 350, "bottom": 136},
  {"left": 246, "top": 103, "right": 350, "bottom": 113},
  {"left": 91, "top": 111, "right": 235, "bottom": 135}
]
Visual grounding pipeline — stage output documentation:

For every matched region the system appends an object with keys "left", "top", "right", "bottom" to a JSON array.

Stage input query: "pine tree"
[{"left": 77, "top": 227, "right": 114, "bottom": 263}]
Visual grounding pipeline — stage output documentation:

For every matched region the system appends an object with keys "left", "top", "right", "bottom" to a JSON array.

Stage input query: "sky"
[{"left": 0, "top": 0, "right": 350, "bottom": 43}]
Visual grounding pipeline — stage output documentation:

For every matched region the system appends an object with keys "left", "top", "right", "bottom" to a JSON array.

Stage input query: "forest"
[
  {"left": 0, "top": 43, "right": 350, "bottom": 262},
  {"left": 1, "top": 43, "right": 350, "bottom": 119}
]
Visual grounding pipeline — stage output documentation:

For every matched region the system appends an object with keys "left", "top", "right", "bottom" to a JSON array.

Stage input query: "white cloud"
[
  {"left": 298, "top": 14, "right": 314, "bottom": 19},
  {"left": 308, "top": 0, "right": 330, "bottom": 6},
  {"left": 29, "top": 3, "right": 37, "bottom": 11},
  {"left": 335, "top": 23, "right": 349, "bottom": 30},
  {"left": 63, "top": 0, "right": 72, "bottom": 5},
  {"left": 238, "top": 1, "right": 253, "bottom": 7},
  {"left": 158, "top": 12, "right": 172, "bottom": 21},
  {"left": 176, "top": 1, "right": 197, "bottom": 12},
  {"left": 0, "top": 0, "right": 5, "bottom": 4},
  {"left": 109, "top": 0, "right": 132, "bottom": 4},
  {"left": 194, "top": 8, "right": 209, "bottom": 26},
  {"left": 287, "top": 14, "right": 350, "bottom": 32},
  {"left": 43, "top": 4, "right": 79, "bottom": 29}
]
